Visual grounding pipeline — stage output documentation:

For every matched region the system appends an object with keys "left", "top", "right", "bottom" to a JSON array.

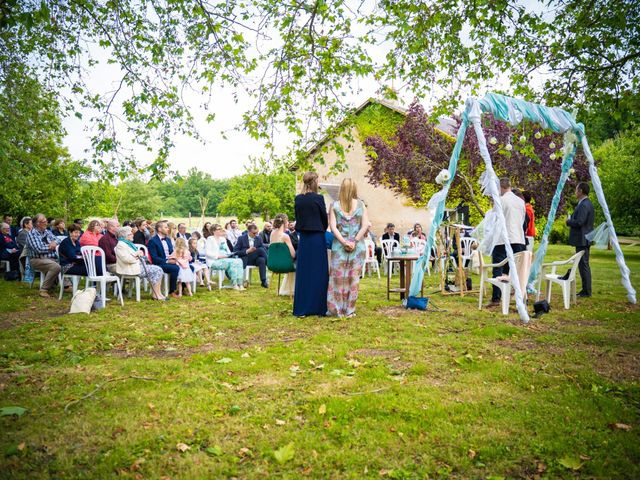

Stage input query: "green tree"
[
  {"left": 593, "top": 126, "right": 640, "bottom": 235},
  {"left": 218, "top": 171, "right": 294, "bottom": 221},
  {"left": 3, "top": 1, "right": 637, "bottom": 175},
  {"left": 0, "top": 63, "right": 91, "bottom": 219}
]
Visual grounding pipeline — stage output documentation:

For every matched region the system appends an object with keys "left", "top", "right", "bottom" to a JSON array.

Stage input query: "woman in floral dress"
[
  {"left": 205, "top": 224, "right": 245, "bottom": 290},
  {"left": 327, "top": 178, "right": 369, "bottom": 317}
]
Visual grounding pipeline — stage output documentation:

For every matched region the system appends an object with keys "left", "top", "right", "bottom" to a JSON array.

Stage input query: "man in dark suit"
[
  {"left": 176, "top": 223, "right": 191, "bottom": 241},
  {"left": 234, "top": 224, "right": 268, "bottom": 288},
  {"left": 566, "top": 182, "right": 595, "bottom": 297},
  {"left": 147, "top": 220, "right": 180, "bottom": 298}
]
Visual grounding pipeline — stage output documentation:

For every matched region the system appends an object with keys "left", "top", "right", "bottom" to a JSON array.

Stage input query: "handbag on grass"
[
  {"left": 405, "top": 296, "right": 429, "bottom": 311},
  {"left": 69, "top": 288, "right": 97, "bottom": 314}
]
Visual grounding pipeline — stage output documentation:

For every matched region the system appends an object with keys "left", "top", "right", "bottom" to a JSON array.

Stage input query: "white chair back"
[
  {"left": 135, "top": 244, "right": 149, "bottom": 257},
  {"left": 567, "top": 250, "right": 585, "bottom": 281},
  {"left": 511, "top": 250, "right": 532, "bottom": 296},
  {"left": 81, "top": 246, "right": 106, "bottom": 278},
  {"left": 364, "top": 239, "right": 376, "bottom": 261},
  {"left": 381, "top": 239, "right": 399, "bottom": 257},
  {"left": 410, "top": 238, "right": 426, "bottom": 255},
  {"left": 460, "top": 237, "right": 475, "bottom": 259}
]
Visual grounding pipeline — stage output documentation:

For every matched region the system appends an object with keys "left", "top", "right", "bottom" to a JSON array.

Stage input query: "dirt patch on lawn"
[
  {"left": 589, "top": 348, "right": 640, "bottom": 383},
  {"left": 0, "top": 303, "right": 68, "bottom": 330},
  {"left": 350, "top": 348, "right": 412, "bottom": 371},
  {"left": 495, "top": 338, "right": 567, "bottom": 356}
]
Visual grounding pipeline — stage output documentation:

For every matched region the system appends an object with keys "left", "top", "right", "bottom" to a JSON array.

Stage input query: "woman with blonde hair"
[
  {"left": 327, "top": 178, "right": 368, "bottom": 317},
  {"left": 293, "top": 171, "right": 329, "bottom": 316},
  {"left": 270, "top": 213, "right": 296, "bottom": 295}
]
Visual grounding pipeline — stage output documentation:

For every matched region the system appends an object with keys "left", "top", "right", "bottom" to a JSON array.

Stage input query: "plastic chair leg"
[
  {"left": 501, "top": 286, "right": 510, "bottom": 315},
  {"left": 100, "top": 281, "right": 107, "bottom": 309},
  {"left": 563, "top": 282, "right": 570, "bottom": 309}
]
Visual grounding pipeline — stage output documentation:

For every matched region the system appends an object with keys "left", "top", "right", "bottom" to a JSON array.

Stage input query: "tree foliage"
[
  {"left": 594, "top": 126, "right": 640, "bottom": 235},
  {"left": 218, "top": 171, "right": 294, "bottom": 221},
  {"left": 1, "top": 0, "right": 637, "bottom": 176},
  {"left": 365, "top": 101, "right": 590, "bottom": 224},
  {"left": 0, "top": 63, "right": 92, "bottom": 220},
  {"left": 156, "top": 169, "right": 230, "bottom": 216}
]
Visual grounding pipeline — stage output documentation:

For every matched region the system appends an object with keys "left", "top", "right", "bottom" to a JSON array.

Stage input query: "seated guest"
[
  {"left": 26, "top": 213, "right": 62, "bottom": 297},
  {"left": 206, "top": 224, "right": 244, "bottom": 290},
  {"left": 167, "top": 222, "right": 177, "bottom": 246},
  {"left": 382, "top": 223, "right": 400, "bottom": 242},
  {"left": 16, "top": 217, "right": 32, "bottom": 250},
  {"left": 147, "top": 220, "right": 180, "bottom": 298},
  {"left": 365, "top": 223, "right": 383, "bottom": 264},
  {"left": 176, "top": 223, "right": 191, "bottom": 240},
  {"left": 115, "top": 226, "right": 166, "bottom": 301},
  {"left": 234, "top": 224, "right": 268, "bottom": 288},
  {"left": 73, "top": 219, "right": 84, "bottom": 235},
  {"left": 98, "top": 219, "right": 119, "bottom": 273},
  {"left": 52, "top": 219, "right": 67, "bottom": 237},
  {"left": 287, "top": 220, "right": 299, "bottom": 251},
  {"left": 226, "top": 219, "right": 242, "bottom": 247},
  {"left": 133, "top": 218, "right": 148, "bottom": 245},
  {"left": 260, "top": 222, "right": 272, "bottom": 247},
  {"left": 202, "top": 222, "right": 212, "bottom": 239},
  {"left": 1, "top": 222, "right": 20, "bottom": 273},
  {"left": 58, "top": 224, "right": 103, "bottom": 276},
  {"left": 188, "top": 236, "right": 211, "bottom": 289},
  {"left": 270, "top": 214, "right": 296, "bottom": 295},
  {"left": 79, "top": 220, "right": 103, "bottom": 250},
  {"left": 191, "top": 230, "right": 206, "bottom": 259},
  {"left": 3, "top": 214, "right": 17, "bottom": 240},
  {"left": 411, "top": 223, "right": 426, "bottom": 241}
]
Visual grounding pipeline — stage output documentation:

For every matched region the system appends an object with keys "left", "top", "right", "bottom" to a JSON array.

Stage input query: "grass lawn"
[{"left": 1, "top": 244, "right": 639, "bottom": 479}]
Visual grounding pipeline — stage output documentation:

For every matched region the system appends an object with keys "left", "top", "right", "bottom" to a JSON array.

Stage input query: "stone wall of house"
[{"left": 298, "top": 127, "right": 433, "bottom": 238}]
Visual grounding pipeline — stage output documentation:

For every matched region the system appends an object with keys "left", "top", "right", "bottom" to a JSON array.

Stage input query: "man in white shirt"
[
  {"left": 226, "top": 219, "right": 242, "bottom": 247},
  {"left": 489, "top": 178, "right": 526, "bottom": 306}
]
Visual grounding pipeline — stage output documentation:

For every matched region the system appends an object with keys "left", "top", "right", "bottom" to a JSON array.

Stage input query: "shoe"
[
  {"left": 261, "top": 281, "right": 269, "bottom": 288},
  {"left": 558, "top": 269, "right": 571, "bottom": 280},
  {"left": 486, "top": 300, "right": 500, "bottom": 308},
  {"left": 577, "top": 292, "right": 591, "bottom": 298},
  {"left": 169, "top": 292, "right": 180, "bottom": 299},
  {"left": 39, "top": 290, "right": 50, "bottom": 298}
]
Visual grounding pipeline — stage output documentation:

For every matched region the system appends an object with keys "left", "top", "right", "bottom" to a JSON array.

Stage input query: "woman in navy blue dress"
[{"left": 293, "top": 172, "right": 329, "bottom": 316}]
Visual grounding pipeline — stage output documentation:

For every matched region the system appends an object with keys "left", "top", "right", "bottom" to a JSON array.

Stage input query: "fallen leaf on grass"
[
  {"left": 238, "top": 447, "right": 252, "bottom": 457},
  {"left": 216, "top": 357, "right": 232, "bottom": 364},
  {"left": 275, "top": 419, "right": 286, "bottom": 426},
  {"left": 467, "top": 449, "right": 476, "bottom": 459},
  {"left": 241, "top": 352, "right": 250, "bottom": 358},
  {"left": 536, "top": 462, "right": 547, "bottom": 473},
  {"left": 273, "top": 442, "right": 295, "bottom": 464},
  {"left": 17, "top": 442, "right": 26, "bottom": 451},
  {"left": 558, "top": 456, "right": 583, "bottom": 470},
  {"left": 176, "top": 443, "right": 190, "bottom": 453},
  {"left": 0, "top": 406, "right": 27, "bottom": 417},
  {"left": 609, "top": 422, "right": 632, "bottom": 431},
  {"left": 318, "top": 404, "right": 326, "bottom": 415},
  {"left": 205, "top": 445, "right": 222, "bottom": 456}
]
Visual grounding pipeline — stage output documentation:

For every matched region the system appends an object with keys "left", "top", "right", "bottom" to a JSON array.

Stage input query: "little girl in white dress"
[{"left": 174, "top": 237, "right": 195, "bottom": 296}]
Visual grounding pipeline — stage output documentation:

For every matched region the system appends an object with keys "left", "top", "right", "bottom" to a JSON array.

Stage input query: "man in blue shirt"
[{"left": 26, "top": 213, "right": 62, "bottom": 297}]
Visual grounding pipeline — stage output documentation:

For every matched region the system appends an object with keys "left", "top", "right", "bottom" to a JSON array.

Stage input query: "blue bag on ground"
[{"left": 406, "top": 296, "right": 429, "bottom": 310}]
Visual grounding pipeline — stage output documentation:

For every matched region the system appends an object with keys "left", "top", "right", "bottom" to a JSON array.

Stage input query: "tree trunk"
[{"left": 456, "top": 172, "right": 485, "bottom": 218}]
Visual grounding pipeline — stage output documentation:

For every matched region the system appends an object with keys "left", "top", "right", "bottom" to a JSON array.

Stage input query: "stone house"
[{"left": 294, "top": 98, "right": 456, "bottom": 237}]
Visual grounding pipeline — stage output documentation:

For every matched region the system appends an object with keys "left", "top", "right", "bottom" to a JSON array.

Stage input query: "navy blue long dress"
[{"left": 293, "top": 192, "right": 329, "bottom": 316}]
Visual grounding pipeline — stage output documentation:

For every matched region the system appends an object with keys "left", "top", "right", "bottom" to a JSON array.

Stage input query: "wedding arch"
[{"left": 409, "top": 93, "right": 637, "bottom": 323}]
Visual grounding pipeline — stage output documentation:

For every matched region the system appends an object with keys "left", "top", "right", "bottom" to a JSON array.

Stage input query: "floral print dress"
[{"left": 327, "top": 200, "right": 366, "bottom": 316}]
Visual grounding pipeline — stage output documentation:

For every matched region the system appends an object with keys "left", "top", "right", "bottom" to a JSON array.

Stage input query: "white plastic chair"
[
  {"left": 478, "top": 251, "right": 532, "bottom": 315},
  {"left": 134, "top": 244, "right": 150, "bottom": 292},
  {"left": 56, "top": 245, "right": 84, "bottom": 300},
  {"left": 536, "top": 250, "right": 585, "bottom": 309},
  {"left": 81, "top": 246, "right": 123, "bottom": 308},
  {"left": 410, "top": 238, "right": 426, "bottom": 255},
  {"left": 362, "top": 239, "right": 380, "bottom": 278},
  {"left": 0, "top": 260, "right": 9, "bottom": 272},
  {"left": 244, "top": 265, "right": 258, "bottom": 285},
  {"left": 381, "top": 239, "right": 399, "bottom": 276},
  {"left": 459, "top": 237, "right": 476, "bottom": 269}
]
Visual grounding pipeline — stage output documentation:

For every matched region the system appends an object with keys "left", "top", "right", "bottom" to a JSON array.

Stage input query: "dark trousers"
[
  {"left": 1, "top": 251, "right": 20, "bottom": 272},
  {"left": 242, "top": 249, "right": 267, "bottom": 283},
  {"left": 158, "top": 263, "right": 180, "bottom": 293},
  {"left": 374, "top": 246, "right": 382, "bottom": 265},
  {"left": 64, "top": 259, "right": 103, "bottom": 277},
  {"left": 575, "top": 245, "right": 591, "bottom": 295},
  {"left": 491, "top": 243, "right": 526, "bottom": 301}
]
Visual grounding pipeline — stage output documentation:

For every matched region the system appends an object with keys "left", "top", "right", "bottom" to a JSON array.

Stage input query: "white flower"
[
  {"left": 534, "top": 131, "right": 542, "bottom": 139},
  {"left": 519, "top": 134, "right": 527, "bottom": 143},
  {"left": 568, "top": 168, "right": 575, "bottom": 175},
  {"left": 435, "top": 169, "right": 451, "bottom": 185},
  {"left": 550, "top": 153, "right": 556, "bottom": 160},
  {"left": 505, "top": 143, "right": 513, "bottom": 151},
  {"left": 489, "top": 136, "right": 498, "bottom": 145},
  {"left": 549, "top": 142, "right": 556, "bottom": 149}
]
